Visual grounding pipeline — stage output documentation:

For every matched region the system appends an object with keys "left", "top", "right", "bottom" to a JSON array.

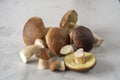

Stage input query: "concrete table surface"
[{"left": 0, "top": 0, "right": 120, "bottom": 80}]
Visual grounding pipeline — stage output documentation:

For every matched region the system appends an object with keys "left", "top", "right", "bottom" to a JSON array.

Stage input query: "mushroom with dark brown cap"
[
  {"left": 72, "top": 26, "right": 94, "bottom": 52},
  {"left": 60, "top": 10, "right": 103, "bottom": 46},
  {"left": 35, "top": 48, "right": 51, "bottom": 69}
]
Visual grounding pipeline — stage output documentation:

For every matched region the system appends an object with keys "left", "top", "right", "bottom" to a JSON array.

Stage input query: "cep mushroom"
[
  {"left": 60, "top": 10, "right": 78, "bottom": 33},
  {"left": 64, "top": 48, "right": 96, "bottom": 72},
  {"left": 72, "top": 26, "right": 94, "bottom": 52},
  {"left": 35, "top": 48, "right": 51, "bottom": 69},
  {"left": 60, "top": 10, "right": 103, "bottom": 47},
  {"left": 46, "top": 27, "right": 70, "bottom": 56},
  {"left": 50, "top": 58, "right": 65, "bottom": 71},
  {"left": 19, "top": 39, "right": 46, "bottom": 63},
  {"left": 23, "top": 16, "right": 46, "bottom": 46}
]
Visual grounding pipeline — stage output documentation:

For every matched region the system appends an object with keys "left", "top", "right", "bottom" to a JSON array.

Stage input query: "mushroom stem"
[
  {"left": 34, "top": 39, "right": 46, "bottom": 48},
  {"left": 74, "top": 48, "right": 85, "bottom": 64},
  {"left": 38, "top": 59, "right": 49, "bottom": 69},
  {"left": 60, "top": 44, "right": 76, "bottom": 55},
  {"left": 19, "top": 45, "right": 40, "bottom": 63},
  {"left": 50, "top": 59, "right": 65, "bottom": 71},
  {"left": 58, "top": 61, "right": 65, "bottom": 71},
  {"left": 92, "top": 32, "right": 103, "bottom": 47}
]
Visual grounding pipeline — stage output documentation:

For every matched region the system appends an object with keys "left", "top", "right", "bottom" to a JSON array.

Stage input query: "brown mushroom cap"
[
  {"left": 72, "top": 26, "right": 94, "bottom": 52},
  {"left": 64, "top": 52, "right": 96, "bottom": 72},
  {"left": 35, "top": 48, "right": 50, "bottom": 60},
  {"left": 49, "top": 59, "right": 57, "bottom": 71},
  {"left": 23, "top": 17, "right": 46, "bottom": 46},
  {"left": 46, "top": 27, "right": 70, "bottom": 56},
  {"left": 60, "top": 10, "right": 78, "bottom": 32}
]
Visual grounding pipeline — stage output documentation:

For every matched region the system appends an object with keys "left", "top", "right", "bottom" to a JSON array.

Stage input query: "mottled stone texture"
[{"left": 0, "top": 0, "right": 120, "bottom": 80}]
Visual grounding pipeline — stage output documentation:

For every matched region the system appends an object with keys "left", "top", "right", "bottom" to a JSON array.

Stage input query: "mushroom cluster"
[{"left": 19, "top": 10, "right": 103, "bottom": 72}]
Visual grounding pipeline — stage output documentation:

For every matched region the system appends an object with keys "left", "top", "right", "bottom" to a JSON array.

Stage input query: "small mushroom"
[
  {"left": 35, "top": 48, "right": 51, "bottom": 69},
  {"left": 49, "top": 58, "right": 65, "bottom": 71}
]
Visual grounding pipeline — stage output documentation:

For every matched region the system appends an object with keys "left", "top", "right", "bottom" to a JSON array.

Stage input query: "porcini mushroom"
[
  {"left": 64, "top": 48, "right": 96, "bottom": 72},
  {"left": 46, "top": 27, "right": 70, "bottom": 56},
  {"left": 35, "top": 48, "right": 51, "bottom": 69},
  {"left": 19, "top": 39, "right": 45, "bottom": 63},
  {"left": 72, "top": 26, "right": 94, "bottom": 52},
  {"left": 60, "top": 10, "right": 78, "bottom": 33},
  {"left": 49, "top": 58, "right": 65, "bottom": 71},
  {"left": 23, "top": 16, "right": 46, "bottom": 46}
]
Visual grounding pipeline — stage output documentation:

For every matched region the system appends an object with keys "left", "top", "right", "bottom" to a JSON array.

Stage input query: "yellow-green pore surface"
[{"left": 64, "top": 52, "right": 96, "bottom": 69}]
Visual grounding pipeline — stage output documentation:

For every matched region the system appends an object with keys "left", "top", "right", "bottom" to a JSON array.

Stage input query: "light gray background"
[{"left": 0, "top": 0, "right": 120, "bottom": 80}]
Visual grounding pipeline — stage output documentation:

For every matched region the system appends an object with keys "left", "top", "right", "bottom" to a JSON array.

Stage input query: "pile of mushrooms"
[{"left": 19, "top": 10, "right": 103, "bottom": 72}]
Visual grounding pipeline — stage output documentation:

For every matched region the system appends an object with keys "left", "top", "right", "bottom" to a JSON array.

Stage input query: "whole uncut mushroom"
[
  {"left": 46, "top": 27, "right": 70, "bottom": 56},
  {"left": 23, "top": 16, "right": 46, "bottom": 46}
]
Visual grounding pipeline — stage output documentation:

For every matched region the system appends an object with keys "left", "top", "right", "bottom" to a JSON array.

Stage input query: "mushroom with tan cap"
[
  {"left": 35, "top": 48, "right": 51, "bottom": 69},
  {"left": 46, "top": 27, "right": 70, "bottom": 56},
  {"left": 64, "top": 48, "right": 96, "bottom": 72},
  {"left": 19, "top": 38, "right": 46, "bottom": 63},
  {"left": 50, "top": 58, "right": 65, "bottom": 71},
  {"left": 60, "top": 10, "right": 103, "bottom": 47},
  {"left": 23, "top": 16, "right": 46, "bottom": 46},
  {"left": 60, "top": 10, "right": 78, "bottom": 33}
]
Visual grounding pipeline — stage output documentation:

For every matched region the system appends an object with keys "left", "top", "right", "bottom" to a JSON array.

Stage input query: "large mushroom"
[
  {"left": 46, "top": 27, "right": 70, "bottom": 56},
  {"left": 64, "top": 48, "right": 96, "bottom": 72},
  {"left": 72, "top": 26, "right": 95, "bottom": 52},
  {"left": 23, "top": 17, "right": 46, "bottom": 46}
]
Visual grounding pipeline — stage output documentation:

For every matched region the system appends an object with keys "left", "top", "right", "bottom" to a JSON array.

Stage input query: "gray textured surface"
[{"left": 0, "top": 0, "right": 120, "bottom": 80}]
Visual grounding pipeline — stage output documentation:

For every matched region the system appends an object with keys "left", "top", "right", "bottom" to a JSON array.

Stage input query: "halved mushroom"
[
  {"left": 64, "top": 50, "right": 96, "bottom": 72},
  {"left": 60, "top": 10, "right": 78, "bottom": 33},
  {"left": 23, "top": 16, "right": 46, "bottom": 46}
]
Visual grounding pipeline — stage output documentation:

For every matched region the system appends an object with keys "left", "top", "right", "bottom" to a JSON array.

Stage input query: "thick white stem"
[
  {"left": 74, "top": 48, "right": 85, "bottom": 64},
  {"left": 38, "top": 59, "right": 49, "bottom": 69},
  {"left": 34, "top": 39, "right": 46, "bottom": 48},
  {"left": 19, "top": 45, "right": 40, "bottom": 63},
  {"left": 92, "top": 32, "right": 103, "bottom": 47},
  {"left": 58, "top": 61, "right": 65, "bottom": 71}
]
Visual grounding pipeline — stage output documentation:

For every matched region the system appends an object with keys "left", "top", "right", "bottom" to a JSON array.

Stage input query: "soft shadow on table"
[
  {"left": 27, "top": 59, "right": 38, "bottom": 64},
  {"left": 92, "top": 60, "right": 114, "bottom": 74}
]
